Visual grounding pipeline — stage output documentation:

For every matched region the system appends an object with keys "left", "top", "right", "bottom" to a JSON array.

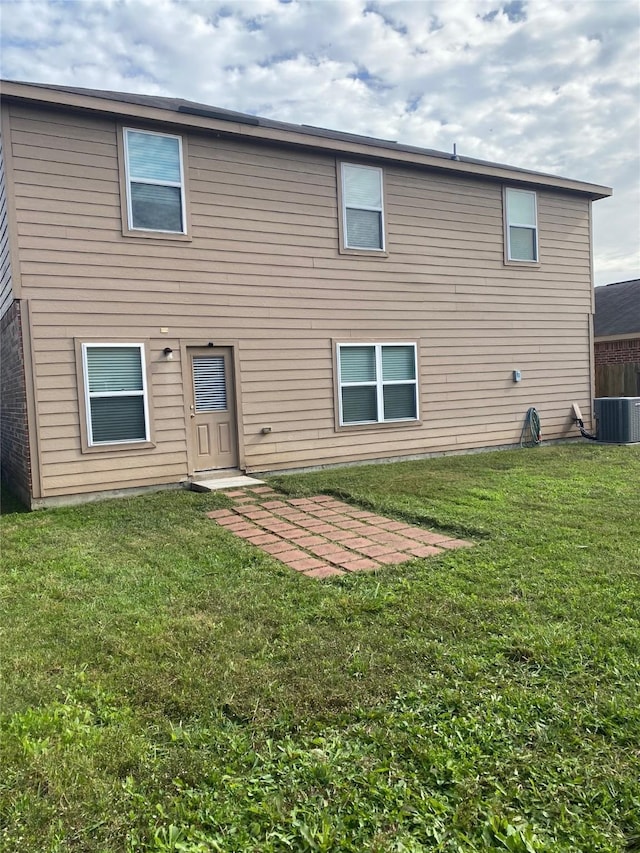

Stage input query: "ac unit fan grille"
[{"left": 594, "top": 397, "right": 640, "bottom": 443}]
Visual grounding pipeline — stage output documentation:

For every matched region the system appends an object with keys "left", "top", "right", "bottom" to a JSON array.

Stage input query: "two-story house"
[{"left": 0, "top": 80, "right": 612, "bottom": 508}]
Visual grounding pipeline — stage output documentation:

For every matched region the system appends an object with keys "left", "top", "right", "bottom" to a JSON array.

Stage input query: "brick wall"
[
  {"left": 594, "top": 337, "right": 640, "bottom": 366},
  {"left": 1, "top": 300, "right": 32, "bottom": 504}
]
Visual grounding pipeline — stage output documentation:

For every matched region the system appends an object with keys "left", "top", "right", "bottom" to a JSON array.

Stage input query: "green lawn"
[{"left": 1, "top": 444, "right": 639, "bottom": 852}]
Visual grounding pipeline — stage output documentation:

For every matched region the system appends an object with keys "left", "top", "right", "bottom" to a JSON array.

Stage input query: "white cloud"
[{"left": 1, "top": 0, "right": 638, "bottom": 283}]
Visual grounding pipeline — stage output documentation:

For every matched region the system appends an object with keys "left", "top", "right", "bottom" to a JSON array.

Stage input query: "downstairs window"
[
  {"left": 82, "top": 343, "right": 150, "bottom": 445},
  {"left": 337, "top": 343, "right": 418, "bottom": 425}
]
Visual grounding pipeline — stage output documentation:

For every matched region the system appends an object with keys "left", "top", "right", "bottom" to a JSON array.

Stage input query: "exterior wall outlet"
[{"left": 513, "top": 370, "right": 522, "bottom": 382}]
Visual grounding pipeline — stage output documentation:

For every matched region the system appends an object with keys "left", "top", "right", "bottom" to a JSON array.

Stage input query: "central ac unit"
[{"left": 593, "top": 397, "right": 640, "bottom": 443}]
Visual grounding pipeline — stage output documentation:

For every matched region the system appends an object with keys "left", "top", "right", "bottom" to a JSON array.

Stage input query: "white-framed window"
[
  {"left": 123, "top": 128, "right": 186, "bottom": 233},
  {"left": 505, "top": 188, "right": 538, "bottom": 262},
  {"left": 341, "top": 163, "right": 385, "bottom": 251},
  {"left": 338, "top": 343, "right": 418, "bottom": 425},
  {"left": 82, "top": 343, "right": 150, "bottom": 445}
]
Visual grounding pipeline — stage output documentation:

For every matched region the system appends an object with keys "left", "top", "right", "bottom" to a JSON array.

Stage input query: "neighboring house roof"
[
  {"left": 594, "top": 279, "right": 640, "bottom": 337},
  {"left": 0, "top": 78, "right": 612, "bottom": 201}
]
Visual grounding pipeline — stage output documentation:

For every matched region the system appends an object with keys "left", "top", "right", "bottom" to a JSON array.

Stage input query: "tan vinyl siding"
[
  {"left": 0, "top": 126, "right": 14, "bottom": 318},
  {"left": 10, "top": 102, "right": 595, "bottom": 495}
]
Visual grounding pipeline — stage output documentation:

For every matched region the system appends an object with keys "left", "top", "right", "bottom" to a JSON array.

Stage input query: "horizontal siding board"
[
  {"left": 192, "top": 207, "right": 338, "bottom": 230},
  {"left": 18, "top": 259, "right": 592, "bottom": 285},
  {"left": 15, "top": 181, "right": 120, "bottom": 204},
  {"left": 13, "top": 142, "right": 117, "bottom": 171},
  {"left": 22, "top": 294, "right": 592, "bottom": 320},
  {"left": 29, "top": 306, "right": 591, "bottom": 329},
  {"left": 28, "top": 324, "right": 587, "bottom": 344},
  {"left": 20, "top": 283, "right": 592, "bottom": 311},
  {"left": 191, "top": 172, "right": 336, "bottom": 202},
  {"left": 189, "top": 189, "right": 336, "bottom": 219},
  {"left": 15, "top": 194, "right": 120, "bottom": 220},
  {"left": 387, "top": 176, "right": 502, "bottom": 206},
  {"left": 19, "top": 271, "right": 593, "bottom": 298},
  {"left": 391, "top": 223, "right": 501, "bottom": 242},
  {"left": 194, "top": 159, "right": 337, "bottom": 194},
  {"left": 389, "top": 206, "right": 503, "bottom": 229},
  {"left": 424, "top": 382, "right": 589, "bottom": 401},
  {"left": 9, "top": 105, "right": 114, "bottom": 136},
  {"left": 13, "top": 170, "right": 118, "bottom": 196},
  {"left": 43, "top": 475, "right": 187, "bottom": 497},
  {"left": 42, "top": 464, "right": 188, "bottom": 493},
  {"left": 11, "top": 128, "right": 117, "bottom": 158},
  {"left": 12, "top": 158, "right": 118, "bottom": 186},
  {"left": 17, "top": 233, "right": 589, "bottom": 265},
  {"left": 41, "top": 442, "right": 187, "bottom": 468}
]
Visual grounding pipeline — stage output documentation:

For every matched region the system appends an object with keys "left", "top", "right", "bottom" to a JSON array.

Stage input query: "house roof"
[
  {"left": 594, "top": 279, "right": 640, "bottom": 338},
  {"left": 1, "top": 79, "right": 612, "bottom": 201}
]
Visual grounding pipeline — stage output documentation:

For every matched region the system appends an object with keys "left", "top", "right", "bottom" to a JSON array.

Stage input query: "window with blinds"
[
  {"left": 82, "top": 344, "right": 149, "bottom": 445},
  {"left": 341, "top": 163, "right": 385, "bottom": 251},
  {"left": 505, "top": 188, "right": 538, "bottom": 262},
  {"left": 124, "top": 128, "right": 186, "bottom": 233},
  {"left": 338, "top": 343, "right": 418, "bottom": 425}
]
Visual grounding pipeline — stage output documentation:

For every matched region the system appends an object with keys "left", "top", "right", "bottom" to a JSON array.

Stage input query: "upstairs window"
[
  {"left": 82, "top": 344, "right": 150, "bottom": 445},
  {"left": 124, "top": 128, "right": 186, "bottom": 233},
  {"left": 338, "top": 343, "right": 418, "bottom": 425},
  {"left": 505, "top": 188, "right": 538, "bottom": 262},
  {"left": 340, "top": 163, "right": 385, "bottom": 251}
]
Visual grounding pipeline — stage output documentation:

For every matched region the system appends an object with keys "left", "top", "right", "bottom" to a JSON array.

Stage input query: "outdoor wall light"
[{"left": 163, "top": 347, "right": 174, "bottom": 361}]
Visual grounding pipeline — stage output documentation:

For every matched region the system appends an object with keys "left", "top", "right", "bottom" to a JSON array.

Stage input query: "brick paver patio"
[{"left": 207, "top": 486, "right": 473, "bottom": 579}]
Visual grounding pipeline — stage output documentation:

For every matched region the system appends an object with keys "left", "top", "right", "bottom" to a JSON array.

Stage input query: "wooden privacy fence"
[{"left": 595, "top": 362, "right": 640, "bottom": 397}]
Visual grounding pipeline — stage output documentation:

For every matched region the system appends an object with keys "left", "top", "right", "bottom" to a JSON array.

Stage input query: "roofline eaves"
[
  {"left": 0, "top": 80, "right": 613, "bottom": 200},
  {"left": 594, "top": 332, "right": 640, "bottom": 342}
]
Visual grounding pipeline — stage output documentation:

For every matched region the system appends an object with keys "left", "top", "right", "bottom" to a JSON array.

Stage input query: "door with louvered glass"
[{"left": 188, "top": 347, "right": 238, "bottom": 470}]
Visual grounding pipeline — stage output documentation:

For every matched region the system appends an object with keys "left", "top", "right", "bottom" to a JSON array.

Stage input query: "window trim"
[
  {"left": 119, "top": 125, "right": 191, "bottom": 240},
  {"left": 336, "top": 342, "right": 419, "bottom": 427},
  {"left": 504, "top": 187, "right": 539, "bottom": 264},
  {"left": 338, "top": 161, "right": 387, "bottom": 255},
  {"left": 76, "top": 340, "right": 155, "bottom": 453}
]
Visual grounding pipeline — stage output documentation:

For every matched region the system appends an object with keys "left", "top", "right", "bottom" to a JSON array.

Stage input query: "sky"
[{"left": 1, "top": 0, "right": 639, "bottom": 285}]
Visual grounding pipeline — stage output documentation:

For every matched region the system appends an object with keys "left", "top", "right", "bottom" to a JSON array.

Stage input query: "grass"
[{"left": 1, "top": 444, "right": 639, "bottom": 851}]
